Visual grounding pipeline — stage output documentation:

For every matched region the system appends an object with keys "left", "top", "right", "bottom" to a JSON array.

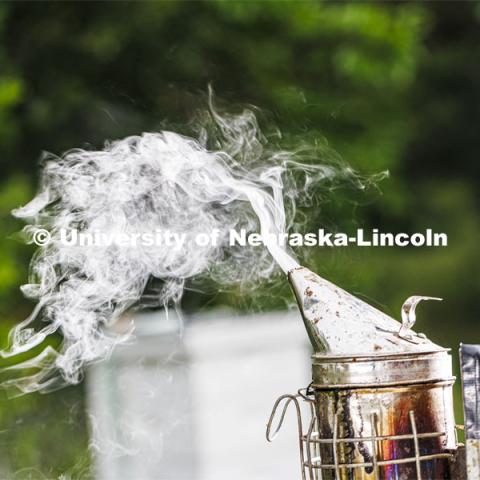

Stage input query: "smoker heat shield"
[
  {"left": 460, "top": 343, "right": 480, "bottom": 479},
  {"left": 267, "top": 349, "right": 460, "bottom": 479}
]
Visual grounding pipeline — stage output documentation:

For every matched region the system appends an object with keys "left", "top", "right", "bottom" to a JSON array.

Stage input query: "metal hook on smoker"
[
  {"left": 266, "top": 393, "right": 309, "bottom": 480},
  {"left": 266, "top": 394, "right": 303, "bottom": 442},
  {"left": 398, "top": 296, "right": 443, "bottom": 340}
]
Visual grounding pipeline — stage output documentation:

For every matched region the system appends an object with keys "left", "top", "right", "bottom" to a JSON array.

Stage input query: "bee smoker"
[{"left": 267, "top": 266, "right": 473, "bottom": 480}]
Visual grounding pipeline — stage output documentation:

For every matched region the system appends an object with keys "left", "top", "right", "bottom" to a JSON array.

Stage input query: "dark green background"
[{"left": 0, "top": 2, "right": 478, "bottom": 477}]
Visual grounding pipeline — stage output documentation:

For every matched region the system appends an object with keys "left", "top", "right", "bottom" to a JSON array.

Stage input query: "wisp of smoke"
[{"left": 2, "top": 101, "right": 384, "bottom": 393}]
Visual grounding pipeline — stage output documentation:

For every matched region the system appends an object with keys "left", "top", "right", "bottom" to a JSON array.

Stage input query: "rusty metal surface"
[
  {"left": 312, "top": 351, "right": 456, "bottom": 479},
  {"left": 267, "top": 388, "right": 458, "bottom": 480},
  {"left": 313, "top": 383, "right": 456, "bottom": 479},
  {"left": 460, "top": 344, "right": 480, "bottom": 480}
]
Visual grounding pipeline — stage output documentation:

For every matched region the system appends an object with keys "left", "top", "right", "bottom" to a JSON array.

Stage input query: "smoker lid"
[
  {"left": 311, "top": 349, "right": 454, "bottom": 388},
  {"left": 288, "top": 266, "right": 445, "bottom": 355}
]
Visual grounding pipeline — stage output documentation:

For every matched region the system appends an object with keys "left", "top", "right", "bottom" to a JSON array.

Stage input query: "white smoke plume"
[{"left": 2, "top": 99, "right": 383, "bottom": 393}]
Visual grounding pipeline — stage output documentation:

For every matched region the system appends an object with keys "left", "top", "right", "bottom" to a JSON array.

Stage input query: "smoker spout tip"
[
  {"left": 287, "top": 266, "right": 329, "bottom": 353},
  {"left": 287, "top": 266, "right": 324, "bottom": 298},
  {"left": 287, "top": 266, "right": 317, "bottom": 307}
]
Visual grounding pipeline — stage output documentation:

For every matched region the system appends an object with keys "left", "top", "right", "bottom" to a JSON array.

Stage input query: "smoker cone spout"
[{"left": 287, "top": 266, "right": 444, "bottom": 355}]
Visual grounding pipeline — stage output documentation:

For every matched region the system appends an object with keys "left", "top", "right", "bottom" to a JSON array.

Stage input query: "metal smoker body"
[
  {"left": 267, "top": 266, "right": 468, "bottom": 480},
  {"left": 311, "top": 351, "right": 456, "bottom": 479}
]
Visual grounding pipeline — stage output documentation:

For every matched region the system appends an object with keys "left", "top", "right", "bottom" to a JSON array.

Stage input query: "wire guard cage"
[{"left": 266, "top": 388, "right": 455, "bottom": 480}]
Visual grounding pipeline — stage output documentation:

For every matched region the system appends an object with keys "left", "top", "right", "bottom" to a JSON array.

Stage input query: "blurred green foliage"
[{"left": 0, "top": 1, "right": 478, "bottom": 477}]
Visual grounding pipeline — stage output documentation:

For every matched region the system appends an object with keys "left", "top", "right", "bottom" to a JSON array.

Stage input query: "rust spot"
[{"left": 305, "top": 287, "right": 313, "bottom": 297}]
